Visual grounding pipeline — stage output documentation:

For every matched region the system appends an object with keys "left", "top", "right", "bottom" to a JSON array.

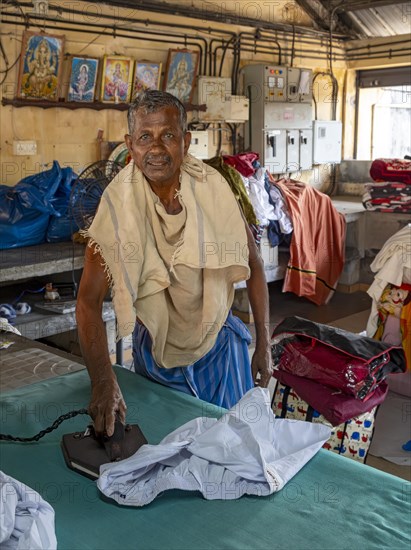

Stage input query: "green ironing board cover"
[{"left": 1, "top": 366, "right": 410, "bottom": 550}]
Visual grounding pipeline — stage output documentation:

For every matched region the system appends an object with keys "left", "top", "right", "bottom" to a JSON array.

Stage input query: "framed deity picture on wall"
[
  {"left": 17, "top": 30, "right": 65, "bottom": 100},
  {"left": 163, "top": 49, "right": 199, "bottom": 104},
  {"left": 132, "top": 62, "right": 162, "bottom": 99},
  {"left": 67, "top": 56, "right": 99, "bottom": 102},
  {"left": 100, "top": 55, "right": 133, "bottom": 103}
]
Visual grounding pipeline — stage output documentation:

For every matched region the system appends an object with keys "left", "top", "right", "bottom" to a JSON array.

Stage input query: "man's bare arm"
[
  {"left": 244, "top": 223, "right": 273, "bottom": 387},
  {"left": 76, "top": 244, "right": 126, "bottom": 436}
]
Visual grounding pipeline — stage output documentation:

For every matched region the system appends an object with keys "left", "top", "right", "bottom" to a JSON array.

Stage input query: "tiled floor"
[{"left": 1, "top": 282, "right": 410, "bottom": 481}]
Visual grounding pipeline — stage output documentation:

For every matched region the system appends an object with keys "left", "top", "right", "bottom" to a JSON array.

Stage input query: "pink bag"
[
  {"left": 271, "top": 317, "right": 405, "bottom": 400},
  {"left": 273, "top": 369, "right": 388, "bottom": 426}
]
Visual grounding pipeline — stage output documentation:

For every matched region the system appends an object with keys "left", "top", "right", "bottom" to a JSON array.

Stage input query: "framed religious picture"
[
  {"left": 17, "top": 30, "right": 65, "bottom": 101},
  {"left": 132, "top": 61, "right": 162, "bottom": 99},
  {"left": 100, "top": 55, "right": 133, "bottom": 103},
  {"left": 67, "top": 56, "right": 100, "bottom": 102},
  {"left": 163, "top": 49, "right": 199, "bottom": 104}
]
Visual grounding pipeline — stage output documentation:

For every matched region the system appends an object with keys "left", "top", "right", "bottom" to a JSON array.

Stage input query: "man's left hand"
[{"left": 251, "top": 345, "right": 273, "bottom": 388}]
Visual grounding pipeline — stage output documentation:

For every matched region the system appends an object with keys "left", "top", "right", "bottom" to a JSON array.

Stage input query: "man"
[{"left": 76, "top": 90, "right": 272, "bottom": 437}]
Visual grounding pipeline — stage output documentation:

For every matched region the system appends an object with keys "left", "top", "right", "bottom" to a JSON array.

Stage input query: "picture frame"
[
  {"left": 67, "top": 56, "right": 99, "bottom": 102},
  {"left": 163, "top": 49, "right": 199, "bottom": 104},
  {"left": 100, "top": 55, "right": 133, "bottom": 103},
  {"left": 17, "top": 30, "right": 65, "bottom": 101},
  {"left": 132, "top": 61, "right": 162, "bottom": 99}
]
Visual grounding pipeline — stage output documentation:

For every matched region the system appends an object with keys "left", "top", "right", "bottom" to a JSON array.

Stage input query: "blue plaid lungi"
[{"left": 131, "top": 311, "right": 254, "bottom": 409}]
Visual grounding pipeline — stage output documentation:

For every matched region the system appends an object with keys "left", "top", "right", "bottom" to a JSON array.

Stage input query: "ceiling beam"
[
  {"left": 335, "top": 0, "right": 410, "bottom": 12},
  {"left": 294, "top": 0, "right": 330, "bottom": 31}
]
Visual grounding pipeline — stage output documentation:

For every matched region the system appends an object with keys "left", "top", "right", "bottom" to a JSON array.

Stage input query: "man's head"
[
  {"left": 127, "top": 90, "right": 187, "bottom": 136},
  {"left": 125, "top": 91, "right": 191, "bottom": 189}
]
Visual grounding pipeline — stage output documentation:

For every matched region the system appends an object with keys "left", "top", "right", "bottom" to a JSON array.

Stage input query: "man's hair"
[{"left": 127, "top": 90, "right": 188, "bottom": 135}]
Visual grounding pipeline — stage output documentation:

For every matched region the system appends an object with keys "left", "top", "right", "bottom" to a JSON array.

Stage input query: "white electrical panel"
[
  {"left": 189, "top": 131, "right": 209, "bottom": 159},
  {"left": 313, "top": 121, "right": 342, "bottom": 164},
  {"left": 243, "top": 64, "right": 313, "bottom": 173},
  {"left": 299, "top": 129, "right": 313, "bottom": 170},
  {"left": 225, "top": 95, "right": 249, "bottom": 122},
  {"left": 197, "top": 76, "right": 231, "bottom": 122}
]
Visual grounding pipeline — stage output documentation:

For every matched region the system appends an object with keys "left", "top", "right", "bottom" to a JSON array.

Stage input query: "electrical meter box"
[
  {"left": 243, "top": 64, "right": 313, "bottom": 173},
  {"left": 197, "top": 76, "right": 232, "bottom": 121},
  {"left": 243, "top": 65, "right": 287, "bottom": 103},
  {"left": 225, "top": 95, "right": 249, "bottom": 122},
  {"left": 287, "top": 68, "right": 313, "bottom": 103},
  {"left": 189, "top": 131, "right": 209, "bottom": 159},
  {"left": 313, "top": 120, "right": 342, "bottom": 164}
]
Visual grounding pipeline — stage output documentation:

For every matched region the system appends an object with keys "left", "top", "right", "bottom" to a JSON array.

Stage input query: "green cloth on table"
[
  {"left": 0, "top": 366, "right": 410, "bottom": 550},
  {"left": 204, "top": 156, "right": 258, "bottom": 225}
]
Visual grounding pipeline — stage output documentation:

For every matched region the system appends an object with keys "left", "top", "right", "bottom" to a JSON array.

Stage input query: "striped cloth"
[{"left": 132, "top": 312, "right": 254, "bottom": 409}]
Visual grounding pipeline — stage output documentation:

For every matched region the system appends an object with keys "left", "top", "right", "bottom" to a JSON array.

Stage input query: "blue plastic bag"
[
  {"left": 46, "top": 167, "right": 79, "bottom": 242},
  {"left": 0, "top": 161, "right": 62, "bottom": 249}
]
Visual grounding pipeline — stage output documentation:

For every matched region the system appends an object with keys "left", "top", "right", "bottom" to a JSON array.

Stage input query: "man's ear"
[
  {"left": 124, "top": 134, "right": 132, "bottom": 154},
  {"left": 183, "top": 131, "right": 191, "bottom": 155}
]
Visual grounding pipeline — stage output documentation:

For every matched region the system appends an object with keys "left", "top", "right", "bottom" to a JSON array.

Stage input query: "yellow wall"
[{"left": 0, "top": 1, "right": 407, "bottom": 189}]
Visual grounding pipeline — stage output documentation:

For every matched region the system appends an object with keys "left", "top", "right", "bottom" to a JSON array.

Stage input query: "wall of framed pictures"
[
  {"left": 15, "top": 31, "right": 201, "bottom": 106},
  {"left": 0, "top": 0, "right": 350, "bottom": 187}
]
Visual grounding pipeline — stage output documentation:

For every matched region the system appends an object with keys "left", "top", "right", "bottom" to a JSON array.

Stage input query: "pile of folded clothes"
[
  {"left": 271, "top": 316, "right": 406, "bottom": 462},
  {"left": 363, "top": 158, "right": 411, "bottom": 213}
]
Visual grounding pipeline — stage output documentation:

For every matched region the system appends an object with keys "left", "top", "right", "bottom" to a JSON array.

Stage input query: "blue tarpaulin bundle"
[{"left": 0, "top": 161, "right": 78, "bottom": 249}]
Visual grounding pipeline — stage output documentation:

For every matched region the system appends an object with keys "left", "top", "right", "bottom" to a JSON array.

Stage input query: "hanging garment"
[
  {"left": 97, "top": 387, "right": 331, "bottom": 507},
  {"left": 0, "top": 471, "right": 57, "bottom": 550},
  {"left": 204, "top": 156, "right": 258, "bottom": 225},
  {"left": 222, "top": 152, "right": 259, "bottom": 178},
  {"left": 241, "top": 170, "right": 276, "bottom": 226},
  {"left": 366, "top": 225, "right": 411, "bottom": 372},
  {"left": 268, "top": 184, "right": 293, "bottom": 235},
  {"left": 372, "top": 283, "right": 411, "bottom": 372},
  {"left": 273, "top": 178, "right": 346, "bottom": 305}
]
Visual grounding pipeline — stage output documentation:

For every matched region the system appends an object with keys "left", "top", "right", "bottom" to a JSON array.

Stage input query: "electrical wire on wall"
[
  {"left": 0, "top": 36, "right": 20, "bottom": 86},
  {"left": 312, "top": 72, "right": 339, "bottom": 121},
  {"left": 290, "top": 25, "right": 296, "bottom": 68},
  {"left": 326, "top": 2, "right": 345, "bottom": 196}
]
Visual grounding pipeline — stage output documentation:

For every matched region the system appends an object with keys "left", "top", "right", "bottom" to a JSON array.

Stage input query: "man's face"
[{"left": 125, "top": 106, "right": 191, "bottom": 188}]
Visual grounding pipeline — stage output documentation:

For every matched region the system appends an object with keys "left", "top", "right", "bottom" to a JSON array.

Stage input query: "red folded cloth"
[
  {"left": 370, "top": 158, "right": 411, "bottom": 184},
  {"left": 273, "top": 369, "right": 388, "bottom": 426}
]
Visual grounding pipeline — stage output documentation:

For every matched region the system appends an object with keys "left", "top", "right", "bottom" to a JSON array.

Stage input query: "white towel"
[{"left": 84, "top": 154, "right": 250, "bottom": 367}]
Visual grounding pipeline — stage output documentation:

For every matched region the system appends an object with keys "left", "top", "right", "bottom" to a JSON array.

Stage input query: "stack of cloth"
[
  {"left": 271, "top": 316, "right": 406, "bottom": 463},
  {"left": 363, "top": 158, "right": 411, "bottom": 213}
]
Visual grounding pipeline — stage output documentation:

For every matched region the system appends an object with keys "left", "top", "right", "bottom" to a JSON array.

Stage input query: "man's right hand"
[{"left": 88, "top": 375, "right": 127, "bottom": 437}]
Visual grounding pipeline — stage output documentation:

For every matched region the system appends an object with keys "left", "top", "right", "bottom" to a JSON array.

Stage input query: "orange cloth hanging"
[{"left": 273, "top": 178, "right": 346, "bottom": 306}]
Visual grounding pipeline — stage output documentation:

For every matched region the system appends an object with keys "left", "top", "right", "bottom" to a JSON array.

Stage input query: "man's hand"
[
  {"left": 88, "top": 375, "right": 127, "bottom": 437},
  {"left": 251, "top": 344, "right": 273, "bottom": 388}
]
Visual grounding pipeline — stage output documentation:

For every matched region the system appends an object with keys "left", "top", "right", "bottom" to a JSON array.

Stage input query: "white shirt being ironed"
[{"left": 97, "top": 387, "right": 331, "bottom": 506}]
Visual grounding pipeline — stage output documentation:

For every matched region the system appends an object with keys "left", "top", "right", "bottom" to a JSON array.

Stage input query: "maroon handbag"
[
  {"left": 271, "top": 317, "right": 405, "bottom": 401},
  {"left": 273, "top": 369, "right": 388, "bottom": 426}
]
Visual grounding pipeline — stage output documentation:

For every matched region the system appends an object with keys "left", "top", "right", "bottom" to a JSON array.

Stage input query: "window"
[{"left": 356, "top": 67, "right": 411, "bottom": 160}]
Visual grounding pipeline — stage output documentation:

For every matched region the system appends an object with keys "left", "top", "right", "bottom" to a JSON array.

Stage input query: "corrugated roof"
[{"left": 347, "top": 4, "right": 411, "bottom": 37}]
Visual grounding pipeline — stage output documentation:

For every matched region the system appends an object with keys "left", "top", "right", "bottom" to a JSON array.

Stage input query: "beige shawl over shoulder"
[{"left": 84, "top": 154, "right": 250, "bottom": 367}]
